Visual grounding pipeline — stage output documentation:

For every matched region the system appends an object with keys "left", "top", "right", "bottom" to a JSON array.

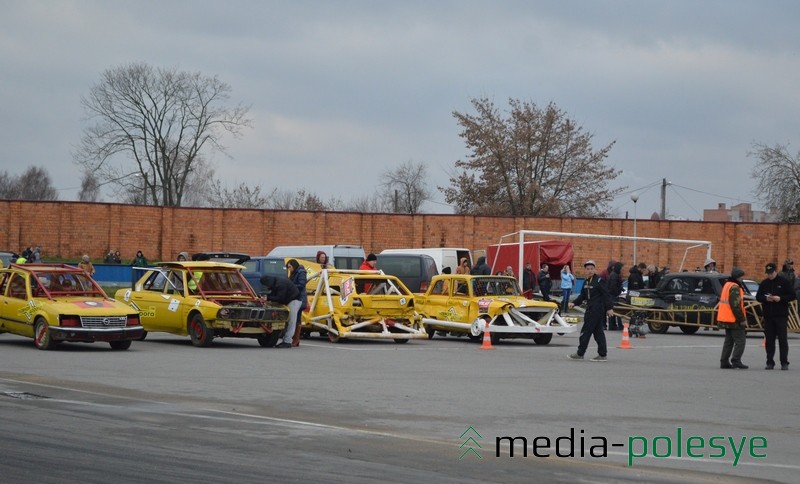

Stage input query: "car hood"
[{"left": 35, "top": 297, "right": 136, "bottom": 315}]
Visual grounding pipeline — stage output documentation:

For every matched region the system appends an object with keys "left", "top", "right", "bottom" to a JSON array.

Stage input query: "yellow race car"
[
  {"left": 0, "top": 263, "right": 143, "bottom": 350},
  {"left": 416, "top": 274, "right": 577, "bottom": 344},
  {"left": 115, "top": 261, "right": 289, "bottom": 347},
  {"left": 302, "top": 269, "right": 426, "bottom": 343}
]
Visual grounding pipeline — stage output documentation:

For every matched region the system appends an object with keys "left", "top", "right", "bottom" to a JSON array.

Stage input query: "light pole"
[{"left": 631, "top": 193, "right": 639, "bottom": 265}]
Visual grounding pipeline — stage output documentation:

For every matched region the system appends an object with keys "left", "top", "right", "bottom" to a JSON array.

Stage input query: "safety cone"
[
  {"left": 480, "top": 323, "right": 494, "bottom": 350},
  {"left": 618, "top": 321, "right": 632, "bottom": 349}
]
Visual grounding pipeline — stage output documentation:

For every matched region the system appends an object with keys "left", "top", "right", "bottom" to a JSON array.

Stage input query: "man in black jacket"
[
  {"left": 260, "top": 275, "right": 301, "bottom": 348},
  {"left": 756, "top": 262, "right": 795, "bottom": 370},
  {"left": 568, "top": 260, "right": 615, "bottom": 362}
]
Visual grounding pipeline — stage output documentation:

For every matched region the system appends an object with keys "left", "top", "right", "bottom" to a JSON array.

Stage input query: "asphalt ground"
[{"left": 0, "top": 326, "right": 797, "bottom": 483}]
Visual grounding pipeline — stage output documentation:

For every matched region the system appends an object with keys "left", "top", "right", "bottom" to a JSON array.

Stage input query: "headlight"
[{"left": 218, "top": 308, "right": 230, "bottom": 318}]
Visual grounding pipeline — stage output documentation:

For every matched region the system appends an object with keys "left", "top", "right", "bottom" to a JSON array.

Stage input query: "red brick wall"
[{"left": 2, "top": 199, "right": 797, "bottom": 278}]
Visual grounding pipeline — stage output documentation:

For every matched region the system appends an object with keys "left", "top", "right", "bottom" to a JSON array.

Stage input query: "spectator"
[
  {"left": 470, "top": 256, "right": 490, "bottom": 275},
  {"left": 717, "top": 267, "right": 748, "bottom": 369},
  {"left": 568, "top": 260, "right": 614, "bottom": 362},
  {"left": 627, "top": 265, "right": 645, "bottom": 291},
  {"left": 522, "top": 262, "right": 536, "bottom": 296},
  {"left": 538, "top": 263, "right": 552, "bottom": 302},
  {"left": 31, "top": 246, "right": 42, "bottom": 263},
  {"left": 133, "top": 250, "right": 148, "bottom": 267},
  {"left": 559, "top": 265, "right": 575, "bottom": 313},
  {"left": 600, "top": 260, "right": 616, "bottom": 281},
  {"left": 647, "top": 264, "right": 660, "bottom": 288},
  {"left": 78, "top": 255, "right": 95, "bottom": 277},
  {"left": 177, "top": 252, "right": 190, "bottom": 261},
  {"left": 260, "top": 275, "right": 301, "bottom": 349},
  {"left": 316, "top": 251, "right": 333, "bottom": 269},
  {"left": 456, "top": 257, "right": 471, "bottom": 275},
  {"left": 704, "top": 258, "right": 718, "bottom": 273},
  {"left": 504, "top": 266, "right": 515, "bottom": 277},
  {"left": 114, "top": 250, "right": 122, "bottom": 263},
  {"left": 287, "top": 259, "right": 308, "bottom": 347},
  {"left": 104, "top": 251, "right": 116, "bottom": 263},
  {"left": 756, "top": 262, "right": 794, "bottom": 370},
  {"left": 360, "top": 253, "right": 377, "bottom": 271}
]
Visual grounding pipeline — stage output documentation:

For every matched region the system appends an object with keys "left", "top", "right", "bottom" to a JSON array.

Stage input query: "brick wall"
[{"left": 3, "top": 199, "right": 798, "bottom": 278}]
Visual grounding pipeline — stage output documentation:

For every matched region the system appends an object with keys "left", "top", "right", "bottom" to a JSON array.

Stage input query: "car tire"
[
  {"left": 109, "top": 340, "right": 132, "bottom": 350},
  {"left": 679, "top": 325, "right": 700, "bottom": 334},
  {"left": 648, "top": 321, "right": 669, "bottom": 334},
  {"left": 425, "top": 324, "right": 436, "bottom": 339},
  {"left": 137, "top": 330, "right": 148, "bottom": 341},
  {"left": 532, "top": 333, "right": 553, "bottom": 345},
  {"left": 257, "top": 331, "right": 281, "bottom": 348},
  {"left": 34, "top": 318, "right": 57, "bottom": 350},
  {"left": 188, "top": 313, "right": 214, "bottom": 347}
]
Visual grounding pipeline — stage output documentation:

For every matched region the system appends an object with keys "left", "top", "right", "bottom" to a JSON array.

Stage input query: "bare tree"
[
  {"left": 267, "top": 188, "right": 329, "bottom": 211},
  {"left": 206, "top": 180, "right": 270, "bottom": 209},
  {"left": 74, "top": 62, "right": 251, "bottom": 207},
  {"left": 750, "top": 142, "right": 800, "bottom": 221},
  {"left": 78, "top": 170, "right": 100, "bottom": 202},
  {"left": 343, "top": 192, "right": 388, "bottom": 213},
  {"left": 380, "top": 160, "right": 431, "bottom": 213},
  {"left": 0, "top": 166, "right": 58, "bottom": 200},
  {"left": 443, "top": 97, "right": 622, "bottom": 216}
]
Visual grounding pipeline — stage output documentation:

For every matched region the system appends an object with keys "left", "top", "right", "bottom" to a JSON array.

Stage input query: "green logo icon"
[{"left": 459, "top": 426, "right": 483, "bottom": 459}]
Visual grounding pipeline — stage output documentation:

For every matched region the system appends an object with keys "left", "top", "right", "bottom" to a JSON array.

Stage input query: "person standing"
[
  {"left": 287, "top": 259, "right": 308, "bottom": 347},
  {"left": 470, "top": 256, "right": 490, "bottom": 275},
  {"left": 704, "top": 258, "right": 718, "bottom": 273},
  {"left": 538, "top": 263, "right": 552, "bottom": 302},
  {"left": 568, "top": 260, "right": 614, "bottom": 362},
  {"left": 717, "top": 267, "right": 749, "bottom": 369},
  {"left": 260, "top": 274, "right": 301, "bottom": 349},
  {"left": 132, "top": 250, "right": 148, "bottom": 267},
  {"left": 627, "top": 264, "right": 644, "bottom": 291},
  {"left": 559, "top": 265, "right": 575, "bottom": 313},
  {"left": 456, "top": 257, "right": 471, "bottom": 275},
  {"left": 78, "top": 255, "right": 95, "bottom": 277},
  {"left": 360, "top": 253, "right": 377, "bottom": 271},
  {"left": 316, "top": 251, "right": 333, "bottom": 269},
  {"left": 522, "top": 262, "right": 536, "bottom": 297},
  {"left": 756, "top": 263, "right": 793, "bottom": 370}
]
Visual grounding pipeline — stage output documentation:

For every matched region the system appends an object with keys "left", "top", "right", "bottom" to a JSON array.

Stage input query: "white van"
[
  {"left": 267, "top": 245, "right": 366, "bottom": 270},
  {"left": 380, "top": 248, "right": 472, "bottom": 275}
]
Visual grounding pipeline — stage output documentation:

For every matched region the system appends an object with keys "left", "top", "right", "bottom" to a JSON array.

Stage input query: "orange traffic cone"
[
  {"left": 480, "top": 323, "right": 494, "bottom": 350},
  {"left": 618, "top": 321, "right": 632, "bottom": 349}
]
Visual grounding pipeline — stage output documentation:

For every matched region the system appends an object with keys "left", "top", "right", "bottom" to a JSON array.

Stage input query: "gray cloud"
[{"left": 2, "top": 0, "right": 798, "bottom": 219}]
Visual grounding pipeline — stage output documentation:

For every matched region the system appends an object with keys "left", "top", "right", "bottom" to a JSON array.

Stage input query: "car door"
[
  {"left": 420, "top": 278, "right": 450, "bottom": 320},
  {"left": 0, "top": 272, "right": 34, "bottom": 337},
  {"left": 446, "top": 277, "right": 473, "bottom": 323},
  {"left": 127, "top": 269, "right": 181, "bottom": 333}
]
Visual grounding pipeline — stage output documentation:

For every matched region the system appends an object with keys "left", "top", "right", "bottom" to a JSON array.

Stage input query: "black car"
[{"left": 623, "top": 272, "right": 735, "bottom": 334}]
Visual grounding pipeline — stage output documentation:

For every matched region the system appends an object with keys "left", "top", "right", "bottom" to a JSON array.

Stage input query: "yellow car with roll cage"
[
  {"left": 416, "top": 274, "right": 577, "bottom": 344},
  {"left": 0, "top": 263, "right": 143, "bottom": 350},
  {"left": 301, "top": 268, "right": 427, "bottom": 343},
  {"left": 115, "top": 260, "right": 290, "bottom": 348}
]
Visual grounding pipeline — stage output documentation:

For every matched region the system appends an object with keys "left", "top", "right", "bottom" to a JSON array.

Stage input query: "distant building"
[{"left": 703, "top": 203, "right": 778, "bottom": 223}]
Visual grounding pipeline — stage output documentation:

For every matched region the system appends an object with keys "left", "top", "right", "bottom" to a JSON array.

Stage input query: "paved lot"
[{"left": 0, "top": 328, "right": 797, "bottom": 482}]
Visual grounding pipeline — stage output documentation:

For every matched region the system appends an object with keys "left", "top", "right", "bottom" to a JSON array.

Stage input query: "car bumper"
[{"left": 49, "top": 326, "right": 145, "bottom": 342}]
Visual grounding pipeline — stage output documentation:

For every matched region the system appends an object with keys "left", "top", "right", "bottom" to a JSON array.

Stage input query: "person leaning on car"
[
  {"left": 756, "top": 263, "right": 794, "bottom": 370},
  {"left": 259, "top": 274, "right": 300, "bottom": 349},
  {"left": 287, "top": 259, "right": 308, "bottom": 347},
  {"left": 717, "top": 267, "right": 749, "bottom": 369}
]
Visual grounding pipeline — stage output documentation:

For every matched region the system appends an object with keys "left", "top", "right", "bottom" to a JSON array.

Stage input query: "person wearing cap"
[
  {"left": 567, "top": 260, "right": 615, "bottom": 362},
  {"left": 717, "top": 267, "right": 749, "bottom": 369},
  {"left": 78, "top": 254, "right": 96, "bottom": 277},
  {"left": 756, "top": 263, "right": 794, "bottom": 370},
  {"left": 360, "top": 253, "right": 377, "bottom": 271}
]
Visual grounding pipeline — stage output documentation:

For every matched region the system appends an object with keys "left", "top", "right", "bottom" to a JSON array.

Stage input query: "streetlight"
[{"left": 631, "top": 193, "right": 639, "bottom": 266}]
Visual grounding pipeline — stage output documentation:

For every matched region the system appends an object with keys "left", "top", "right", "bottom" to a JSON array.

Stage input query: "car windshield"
[
  {"left": 472, "top": 277, "right": 520, "bottom": 296},
  {"left": 39, "top": 271, "right": 102, "bottom": 296}
]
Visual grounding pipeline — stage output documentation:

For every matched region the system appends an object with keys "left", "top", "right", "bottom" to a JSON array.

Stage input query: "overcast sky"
[{"left": 2, "top": 0, "right": 798, "bottom": 220}]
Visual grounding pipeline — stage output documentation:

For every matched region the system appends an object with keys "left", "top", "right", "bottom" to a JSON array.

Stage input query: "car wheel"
[
  {"left": 34, "top": 318, "right": 57, "bottom": 350},
  {"left": 328, "top": 331, "right": 341, "bottom": 343},
  {"left": 257, "top": 331, "right": 281, "bottom": 348},
  {"left": 188, "top": 313, "right": 214, "bottom": 347},
  {"left": 532, "top": 333, "right": 553, "bottom": 345},
  {"left": 648, "top": 321, "right": 669, "bottom": 334},
  {"left": 679, "top": 325, "right": 700, "bottom": 335},
  {"left": 109, "top": 340, "right": 132, "bottom": 350},
  {"left": 137, "top": 330, "right": 148, "bottom": 341},
  {"left": 393, "top": 338, "right": 409, "bottom": 344},
  {"left": 425, "top": 324, "right": 436, "bottom": 339}
]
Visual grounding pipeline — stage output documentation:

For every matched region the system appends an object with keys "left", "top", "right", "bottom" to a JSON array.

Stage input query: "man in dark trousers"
[
  {"left": 260, "top": 274, "right": 301, "bottom": 348},
  {"left": 538, "top": 263, "right": 552, "bottom": 302},
  {"left": 756, "top": 262, "right": 794, "bottom": 370},
  {"left": 717, "top": 267, "right": 749, "bottom": 369},
  {"left": 568, "top": 260, "right": 615, "bottom": 362}
]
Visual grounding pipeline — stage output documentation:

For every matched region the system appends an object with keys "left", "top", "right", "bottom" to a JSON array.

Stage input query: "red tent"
[{"left": 486, "top": 240, "right": 574, "bottom": 289}]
